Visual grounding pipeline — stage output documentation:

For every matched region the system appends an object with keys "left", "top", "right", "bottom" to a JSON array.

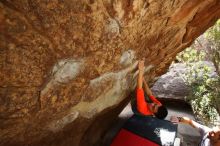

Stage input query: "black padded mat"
[{"left": 123, "top": 115, "right": 177, "bottom": 146}]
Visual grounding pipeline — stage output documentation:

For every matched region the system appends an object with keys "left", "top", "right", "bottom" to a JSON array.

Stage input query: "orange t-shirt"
[{"left": 136, "top": 88, "right": 161, "bottom": 115}]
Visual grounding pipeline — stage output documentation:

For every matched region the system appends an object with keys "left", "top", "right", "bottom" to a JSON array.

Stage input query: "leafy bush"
[{"left": 176, "top": 20, "right": 220, "bottom": 125}]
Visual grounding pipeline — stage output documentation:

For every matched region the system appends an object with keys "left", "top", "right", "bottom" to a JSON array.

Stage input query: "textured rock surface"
[{"left": 0, "top": 0, "right": 220, "bottom": 146}]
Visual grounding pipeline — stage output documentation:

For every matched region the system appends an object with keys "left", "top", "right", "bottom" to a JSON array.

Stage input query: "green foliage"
[
  {"left": 205, "top": 20, "right": 220, "bottom": 45},
  {"left": 205, "top": 19, "right": 220, "bottom": 77},
  {"left": 177, "top": 48, "right": 218, "bottom": 124},
  {"left": 176, "top": 47, "right": 206, "bottom": 63},
  {"left": 176, "top": 20, "right": 220, "bottom": 125}
]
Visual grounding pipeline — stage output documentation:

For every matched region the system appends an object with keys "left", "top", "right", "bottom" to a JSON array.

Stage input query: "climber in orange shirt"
[{"left": 136, "top": 60, "right": 168, "bottom": 119}]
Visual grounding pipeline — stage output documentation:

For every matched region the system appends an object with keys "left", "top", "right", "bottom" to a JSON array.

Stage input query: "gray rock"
[{"left": 152, "top": 62, "right": 217, "bottom": 100}]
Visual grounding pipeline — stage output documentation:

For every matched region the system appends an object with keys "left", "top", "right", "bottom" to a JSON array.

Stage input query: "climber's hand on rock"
[{"left": 138, "top": 60, "right": 144, "bottom": 72}]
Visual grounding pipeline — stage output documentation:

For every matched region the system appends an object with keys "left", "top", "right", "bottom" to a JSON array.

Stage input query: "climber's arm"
[
  {"left": 143, "top": 78, "right": 161, "bottom": 105},
  {"left": 136, "top": 60, "right": 151, "bottom": 115},
  {"left": 137, "top": 60, "right": 144, "bottom": 89},
  {"left": 143, "top": 78, "right": 153, "bottom": 96}
]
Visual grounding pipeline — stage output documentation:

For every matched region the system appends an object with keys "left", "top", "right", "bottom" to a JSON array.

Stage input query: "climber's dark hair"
[{"left": 154, "top": 105, "right": 168, "bottom": 119}]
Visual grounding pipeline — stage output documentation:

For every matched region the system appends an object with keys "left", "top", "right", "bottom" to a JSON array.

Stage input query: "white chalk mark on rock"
[
  {"left": 120, "top": 50, "right": 136, "bottom": 67},
  {"left": 52, "top": 59, "right": 84, "bottom": 83},
  {"left": 41, "top": 59, "right": 84, "bottom": 96},
  {"left": 71, "top": 61, "right": 139, "bottom": 119},
  {"left": 105, "top": 18, "right": 120, "bottom": 38},
  {"left": 48, "top": 111, "right": 79, "bottom": 132}
]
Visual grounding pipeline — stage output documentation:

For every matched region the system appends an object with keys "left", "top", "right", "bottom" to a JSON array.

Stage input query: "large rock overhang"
[{"left": 0, "top": 0, "right": 220, "bottom": 146}]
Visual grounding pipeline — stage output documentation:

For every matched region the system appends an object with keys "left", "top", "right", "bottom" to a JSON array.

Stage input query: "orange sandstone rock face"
[{"left": 0, "top": 0, "right": 219, "bottom": 146}]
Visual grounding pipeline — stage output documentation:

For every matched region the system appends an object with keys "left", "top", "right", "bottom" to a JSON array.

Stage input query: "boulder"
[
  {"left": 152, "top": 61, "right": 218, "bottom": 100},
  {"left": 152, "top": 63, "right": 190, "bottom": 100}
]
